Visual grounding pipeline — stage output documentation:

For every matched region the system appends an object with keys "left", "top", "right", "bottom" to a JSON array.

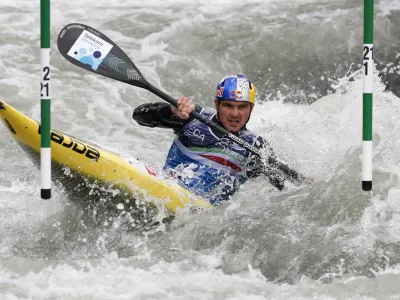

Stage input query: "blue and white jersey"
[
  {"left": 163, "top": 108, "right": 261, "bottom": 205},
  {"left": 132, "top": 102, "right": 285, "bottom": 205}
]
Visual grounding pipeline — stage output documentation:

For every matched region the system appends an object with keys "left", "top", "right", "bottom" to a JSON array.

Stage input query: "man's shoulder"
[
  {"left": 240, "top": 129, "right": 265, "bottom": 148},
  {"left": 240, "top": 128, "right": 261, "bottom": 139},
  {"left": 200, "top": 107, "right": 217, "bottom": 117},
  {"left": 183, "top": 107, "right": 216, "bottom": 126}
]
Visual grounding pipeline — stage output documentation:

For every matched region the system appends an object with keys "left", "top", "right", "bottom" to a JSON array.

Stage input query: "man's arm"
[
  {"left": 246, "top": 136, "right": 286, "bottom": 191},
  {"left": 132, "top": 102, "right": 188, "bottom": 131},
  {"left": 133, "top": 97, "right": 200, "bottom": 132}
]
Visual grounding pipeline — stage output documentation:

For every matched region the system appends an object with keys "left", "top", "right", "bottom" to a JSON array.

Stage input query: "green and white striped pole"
[
  {"left": 40, "top": 0, "right": 51, "bottom": 199},
  {"left": 362, "top": 0, "right": 373, "bottom": 191}
]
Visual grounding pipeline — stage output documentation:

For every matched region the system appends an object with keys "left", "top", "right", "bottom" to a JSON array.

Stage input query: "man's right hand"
[{"left": 171, "top": 96, "right": 195, "bottom": 119}]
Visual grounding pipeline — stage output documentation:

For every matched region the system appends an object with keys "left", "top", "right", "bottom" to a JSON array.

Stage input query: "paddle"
[{"left": 57, "top": 23, "right": 304, "bottom": 184}]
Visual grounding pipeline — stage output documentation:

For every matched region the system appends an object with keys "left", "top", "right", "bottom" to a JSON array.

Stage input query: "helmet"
[{"left": 215, "top": 74, "right": 256, "bottom": 104}]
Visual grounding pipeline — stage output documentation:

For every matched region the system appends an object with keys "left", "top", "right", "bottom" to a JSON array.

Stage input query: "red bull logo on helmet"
[{"left": 229, "top": 90, "right": 242, "bottom": 100}]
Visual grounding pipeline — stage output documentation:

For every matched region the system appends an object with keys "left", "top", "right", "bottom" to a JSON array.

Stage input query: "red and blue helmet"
[{"left": 215, "top": 74, "right": 256, "bottom": 105}]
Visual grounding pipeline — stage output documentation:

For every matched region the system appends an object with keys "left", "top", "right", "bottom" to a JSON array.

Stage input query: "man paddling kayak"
[{"left": 133, "top": 74, "right": 305, "bottom": 205}]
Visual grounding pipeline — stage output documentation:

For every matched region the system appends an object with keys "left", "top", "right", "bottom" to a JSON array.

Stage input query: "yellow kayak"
[{"left": 0, "top": 100, "right": 213, "bottom": 216}]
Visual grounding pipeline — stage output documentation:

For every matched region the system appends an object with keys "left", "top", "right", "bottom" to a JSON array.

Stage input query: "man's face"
[{"left": 215, "top": 100, "right": 253, "bottom": 132}]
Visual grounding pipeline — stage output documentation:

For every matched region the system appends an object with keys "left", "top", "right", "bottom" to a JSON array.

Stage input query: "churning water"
[{"left": 1, "top": 0, "right": 400, "bottom": 299}]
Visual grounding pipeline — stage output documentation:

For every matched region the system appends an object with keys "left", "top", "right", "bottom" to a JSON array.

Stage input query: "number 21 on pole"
[{"left": 363, "top": 46, "right": 373, "bottom": 76}]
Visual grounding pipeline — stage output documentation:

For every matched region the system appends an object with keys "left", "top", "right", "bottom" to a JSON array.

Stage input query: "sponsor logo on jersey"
[{"left": 184, "top": 128, "right": 206, "bottom": 141}]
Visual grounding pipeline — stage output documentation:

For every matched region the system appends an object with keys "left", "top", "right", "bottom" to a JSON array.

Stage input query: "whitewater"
[{"left": 1, "top": 0, "right": 400, "bottom": 299}]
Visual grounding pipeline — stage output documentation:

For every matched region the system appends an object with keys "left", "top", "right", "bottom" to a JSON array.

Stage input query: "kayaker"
[{"left": 133, "top": 74, "right": 307, "bottom": 205}]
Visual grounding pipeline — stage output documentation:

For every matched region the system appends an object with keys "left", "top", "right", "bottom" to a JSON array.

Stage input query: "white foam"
[{"left": 2, "top": 0, "right": 400, "bottom": 298}]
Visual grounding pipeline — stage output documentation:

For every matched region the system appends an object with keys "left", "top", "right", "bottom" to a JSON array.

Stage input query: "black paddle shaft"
[{"left": 57, "top": 23, "right": 303, "bottom": 183}]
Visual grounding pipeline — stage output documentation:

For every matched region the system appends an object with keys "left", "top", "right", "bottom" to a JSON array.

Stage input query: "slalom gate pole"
[
  {"left": 362, "top": 0, "right": 373, "bottom": 191},
  {"left": 40, "top": 0, "right": 51, "bottom": 199},
  {"left": 362, "top": 0, "right": 374, "bottom": 191}
]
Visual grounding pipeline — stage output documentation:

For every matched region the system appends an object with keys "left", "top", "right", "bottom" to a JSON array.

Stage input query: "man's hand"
[
  {"left": 300, "top": 174, "right": 314, "bottom": 185},
  {"left": 171, "top": 96, "right": 195, "bottom": 119},
  {"left": 289, "top": 173, "right": 314, "bottom": 186}
]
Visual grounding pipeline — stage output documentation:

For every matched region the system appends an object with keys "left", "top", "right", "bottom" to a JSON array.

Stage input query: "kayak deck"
[{"left": 0, "top": 100, "right": 213, "bottom": 228}]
